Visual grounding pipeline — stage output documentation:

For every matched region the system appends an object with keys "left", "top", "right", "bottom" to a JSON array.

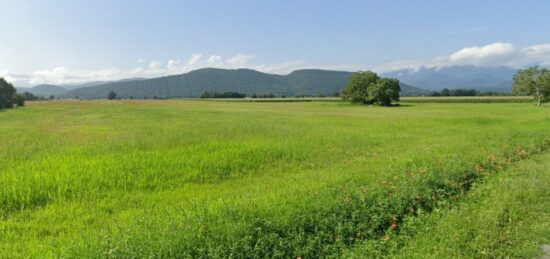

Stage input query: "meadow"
[{"left": 0, "top": 100, "right": 549, "bottom": 258}]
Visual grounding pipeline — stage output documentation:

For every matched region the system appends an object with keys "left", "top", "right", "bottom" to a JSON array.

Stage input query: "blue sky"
[{"left": 2, "top": 0, "right": 550, "bottom": 86}]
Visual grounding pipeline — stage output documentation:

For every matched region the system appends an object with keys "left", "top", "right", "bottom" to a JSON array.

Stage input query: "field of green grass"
[{"left": 0, "top": 100, "right": 549, "bottom": 258}]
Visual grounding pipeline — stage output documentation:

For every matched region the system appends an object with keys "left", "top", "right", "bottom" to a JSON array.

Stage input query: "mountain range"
[
  {"left": 16, "top": 66, "right": 519, "bottom": 98},
  {"left": 383, "top": 66, "right": 516, "bottom": 92},
  {"left": 62, "top": 68, "right": 428, "bottom": 99}
]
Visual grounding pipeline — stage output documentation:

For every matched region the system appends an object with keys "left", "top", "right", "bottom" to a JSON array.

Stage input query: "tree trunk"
[{"left": 536, "top": 88, "right": 542, "bottom": 107}]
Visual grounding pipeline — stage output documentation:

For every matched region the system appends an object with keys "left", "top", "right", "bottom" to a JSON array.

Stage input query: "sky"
[{"left": 2, "top": 0, "right": 550, "bottom": 86}]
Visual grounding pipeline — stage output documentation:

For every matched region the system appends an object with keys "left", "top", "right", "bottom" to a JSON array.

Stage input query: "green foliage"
[
  {"left": 368, "top": 78, "right": 401, "bottom": 106},
  {"left": 341, "top": 71, "right": 400, "bottom": 106},
  {"left": 23, "top": 91, "right": 39, "bottom": 101},
  {"left": 0, "top": 77, "right": 17, "bottom": 109},
  {"left": 0, "top": 101, "right": 549, "bottom": 257},
  {"left": 12, "top": 93, "right": 25, "bottom": 107},
  {"left": 200, "top": 91, "right": 246, "bottom": 98},
  {"left": 512, "top": 66, "right": 550, "bottom": 106},
  {"left": 107, "top": 90, "right": 118, "bottom": 100},
  {"left": 341, "top": 71, "right": 379, "bottom": 104},
  {"left": 431, "top": 88, "right": 510, "bottom": 97}
]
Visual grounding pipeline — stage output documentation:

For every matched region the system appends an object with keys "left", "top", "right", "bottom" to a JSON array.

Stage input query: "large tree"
[
  {"left": 512, "top": 67, "right": 550, "bottom": 107},
  {"left": 0, "top": 77, "right": 16, "bottom": 109},
  {"left": 367, "top": 78, "right": 400, "bottom": 106},
  {"left": 341, "top": 71, "right": 400, "bottom": 106}
]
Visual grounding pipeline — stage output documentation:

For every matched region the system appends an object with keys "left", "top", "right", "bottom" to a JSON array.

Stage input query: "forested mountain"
[
  {"left": 63, "top": 68, "right": 429, "bottom": 99},
  {"left": 16, "top": 84, "right": 68, "bottom": 97}
]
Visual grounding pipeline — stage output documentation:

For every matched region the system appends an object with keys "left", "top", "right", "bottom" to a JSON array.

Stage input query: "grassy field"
[{"left": 0, "top": 100, "right": 549, "bottom": 257}]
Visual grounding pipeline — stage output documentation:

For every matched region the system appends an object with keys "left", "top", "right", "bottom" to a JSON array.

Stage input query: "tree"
[
  {"left": 0, "top": 77, "right": 16, "bottom": 109},
  {"left": 341, "top": 71, "right": 401, "bottom": 106},
  {"left": 12, "top": 93, "right": 25, "bottom": 107},
  {"left": 367, "top": 78, "right": 400, "bottom": 106},
  {"left": 341, "top": 71, "right": 379, "bottom": 104},
  {"left": 23, "top": 92, "right": 38, "bottom": 101},
  {"left": 512, "top": 67, "right": 550, "bottom": 107},
  {"left": 107, "top": 91, "right": 118, "bottom": 100}
]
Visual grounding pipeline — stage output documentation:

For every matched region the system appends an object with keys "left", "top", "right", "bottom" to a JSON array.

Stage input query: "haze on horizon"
[{"left": 2, "top": 0, "right": 550, "bottom": 87}]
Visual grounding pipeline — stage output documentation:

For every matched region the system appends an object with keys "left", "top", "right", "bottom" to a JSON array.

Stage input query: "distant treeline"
[
  {"left": 200, "top": 91, "right": 246, "bottom": 98},
  {"left": 430, "top": 88, "right": 510, "bottom": 97},
  {"left": 199, "top": 91, "right": 341, "bottom": 99}
]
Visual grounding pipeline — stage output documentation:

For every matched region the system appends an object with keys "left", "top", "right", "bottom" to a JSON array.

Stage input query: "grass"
[
  {"left": 400, "top": 96, "right": 532, "bottom": 103},
  {"left": 0, "top": 100, "right": 549, "bottom": 257},
  {"left": 345, "top": 151, "right": 550, "bottom": 258}
]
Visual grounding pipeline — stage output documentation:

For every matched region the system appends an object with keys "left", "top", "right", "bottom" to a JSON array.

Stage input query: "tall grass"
[{"left": 0, "top": 100, "right": 549, "bottom": 257}]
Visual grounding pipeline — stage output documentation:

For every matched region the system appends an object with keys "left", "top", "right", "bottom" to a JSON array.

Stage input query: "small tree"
[
  {"left": 23, "top": 92, "right": 37, "bottom": 101},
  {"left": 512, "top": 67, "right": 550, "bottom": 107},
  {"left": 12, "top": 93, "right": 25, "bottom": 107},
  {"left": 341, "top": 71, "right": 400, "bottom": 106},
  {"left": 107, "top": 91, "right": 118, "bottom": 100}
]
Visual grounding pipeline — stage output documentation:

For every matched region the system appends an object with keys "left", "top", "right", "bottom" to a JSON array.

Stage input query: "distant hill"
[
  {"left": 382, "top": 66, "right": 516, "bottom": 92},
  {"left": 17, "top": 84, "right": 68, "bottom": 97},
  {"left": 61, "top": 78, "right": 147, "bottom": 90},
  {"left": 63, "top": 68, "right": 429, "bottom": 99}
]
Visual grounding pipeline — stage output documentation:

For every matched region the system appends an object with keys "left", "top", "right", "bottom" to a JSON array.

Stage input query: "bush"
[{"left": 12, "top": 93, "right": 25, "bottom": 107}]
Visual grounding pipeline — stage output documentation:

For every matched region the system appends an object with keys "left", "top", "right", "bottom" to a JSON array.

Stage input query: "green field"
[{"left": 1, "top": 100, "right": 549, "bottom": 258}]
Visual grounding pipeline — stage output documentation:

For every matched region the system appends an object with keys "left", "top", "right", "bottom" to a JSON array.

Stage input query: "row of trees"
[
  {"left": 430, "top": 88, "right": 507, "bottom": 97},
  {"left": 341, "top": 71, "right": 400, "bottom": 106},
  {"left": 200, "top": 91, "right": 246, "bottom": 98},
  {"left": 0, "top": 78, "right": 25, "bottom": 109}
]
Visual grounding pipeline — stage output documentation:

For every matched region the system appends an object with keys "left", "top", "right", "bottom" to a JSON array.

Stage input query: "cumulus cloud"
[
  {"left": 11, "top": 54, "right": 295, "bottom": 86},
  {"left": 448, "top": 42, "right": 518, "bottom": 65},
  {"left": 5, "top": 42, "right": 550, "bottom": 86},
  {"left": 370, "top": 42, "right": 550, "bottom": 73}
]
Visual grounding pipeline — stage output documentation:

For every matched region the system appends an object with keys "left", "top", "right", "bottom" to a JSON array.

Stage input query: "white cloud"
[
  {"left": 370, "top": 42, "right": 550, "bottom": 73},
  {"left": 5, "top": 42, "right": 550, "bottom": 86},
  {"left": 148, "top": 61, "right": 162, "bottom": 69},
  {"left": 448, "top": 42, "right": 518, "bottom": 65},
  {"left": 226, "top": 54, "right": 255, "bottom": 67}
]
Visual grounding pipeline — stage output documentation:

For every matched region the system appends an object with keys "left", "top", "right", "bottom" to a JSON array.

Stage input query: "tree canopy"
[
  {"left": 0, "top": 77, "right": 24, "bottom": 109},
  {"left": 107, "top": 91, "right": 118, "bottom": 100},
  {"left": 341, "top": 71, "right": 400, "bottom": 106},
  {"left": 512, "top": 67, "right": 550, "bottom": 107}
]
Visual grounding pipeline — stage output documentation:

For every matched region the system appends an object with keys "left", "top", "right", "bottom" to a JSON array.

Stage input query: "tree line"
[
  {"left": 430, "top": 88, "right": 508, "bottom": 97},
  {"left": 200, "top": 91, "right": 246, "bottom": 98}
]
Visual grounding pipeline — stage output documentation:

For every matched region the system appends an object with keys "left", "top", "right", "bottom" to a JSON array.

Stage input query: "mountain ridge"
[{"left": 63, "top": 68, "right": 429, "bottom": 99}]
